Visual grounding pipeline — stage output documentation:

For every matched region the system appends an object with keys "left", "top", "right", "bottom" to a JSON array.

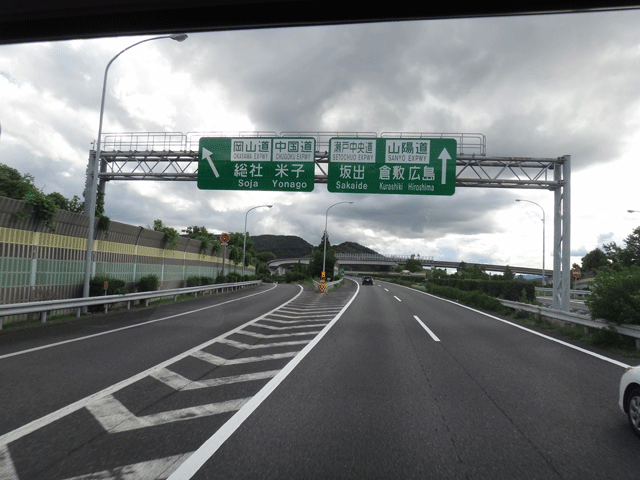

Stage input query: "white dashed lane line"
[{"left": 413, "top": 315, "right": 441, "bottom": 342}]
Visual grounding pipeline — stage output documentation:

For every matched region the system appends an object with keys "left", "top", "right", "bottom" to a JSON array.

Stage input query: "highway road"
[{"left": 1, "top": 279, "right": 639, "bottom": 479}]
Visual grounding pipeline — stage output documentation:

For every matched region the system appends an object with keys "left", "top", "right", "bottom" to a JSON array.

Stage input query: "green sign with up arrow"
[
  {"left": 327, "top": 137, "right": 456, "bottom": 196},
  {"left": 198, "top": 137, "right": 316, "bottom": 192}
]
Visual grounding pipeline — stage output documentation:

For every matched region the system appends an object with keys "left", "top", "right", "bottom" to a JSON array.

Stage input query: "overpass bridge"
[{"left": 267, "top": 254, "right": 546, "bottom": 278}]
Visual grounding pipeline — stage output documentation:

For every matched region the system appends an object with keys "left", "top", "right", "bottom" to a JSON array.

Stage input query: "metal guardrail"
[
  {"left": 498, "top": 299, "right": 640, "bottom": 349},
  {"left": 535, "top": 287, "right": 589, "bottom": 298},
  {"left": 0, "top": 281, "right": 262, "bottom": 330}
]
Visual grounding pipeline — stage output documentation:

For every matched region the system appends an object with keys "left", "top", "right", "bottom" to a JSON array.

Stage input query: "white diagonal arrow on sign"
[{"left": 202, "top": 147, "right": 220, "bottom": 178}]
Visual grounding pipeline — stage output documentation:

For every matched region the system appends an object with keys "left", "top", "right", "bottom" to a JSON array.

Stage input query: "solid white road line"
[
  {"left": 414, "top": 315, "right": 441, "bottom": 342},
  {"left": 0, "top": 286, "right": 304, "bottom": 447},
  {"left": 167, "top": 278, "right": 361, "bottom": 480},
  {"left": 0, "top": 284, "right": 280, "bottom": 361},
  {"left": 394, "top": 296, "right": 401, "bottom": 302}
]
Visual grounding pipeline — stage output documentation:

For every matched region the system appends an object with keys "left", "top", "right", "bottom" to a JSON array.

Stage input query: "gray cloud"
[{"left": 3, "top": 11, "right": 640, "bottom": 266}]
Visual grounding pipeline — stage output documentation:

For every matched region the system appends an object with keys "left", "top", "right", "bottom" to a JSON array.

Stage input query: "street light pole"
[
  {"left": 82, "top": 34, "right": 188, "bottom": 303},
  {"left": 243, "top": 204, "right": 272, "bottom": 278},
  {"left": 516, "top": 199, "right": 546, "bottom": 285},
  {"left": 323, "top": 201, "right": 353, "bottom": 278}
]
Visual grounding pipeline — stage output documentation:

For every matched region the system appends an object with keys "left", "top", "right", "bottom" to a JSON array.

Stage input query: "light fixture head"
[{"left": 170, "top": 34, "right": 188, "bottom": 42}]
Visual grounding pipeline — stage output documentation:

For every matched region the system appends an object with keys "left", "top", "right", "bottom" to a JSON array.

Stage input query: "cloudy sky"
[{"left": 2, "top": 10, "right": 640, "bottom": 270}]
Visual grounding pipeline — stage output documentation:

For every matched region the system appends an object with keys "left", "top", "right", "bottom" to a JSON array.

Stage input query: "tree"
[
  {"left": 307, "top": 233, "right": 335, "bottom": 279},
  {"left": 502, "top": 265, "right": 515, "bottom": 281},
  {"left": 0, "top": 164, "right": 37, "bottom": 199},
  {"left": 623, "top": 226, "right": 640, "bottom": 267},
  {"left": 581, "top": 247, "right": 610, "bottom": 273},
  {"left": 152, "top": 219, "right": 179, "bottom": 250},
  {"left": 404, "top": 258, "right": 423, "bottom": 272},
  {"left": 256, "top": 251, "right": 276, "bottom": 263},
  {"left": 182, "top": 225, "right": 221, "bottom": 254}
]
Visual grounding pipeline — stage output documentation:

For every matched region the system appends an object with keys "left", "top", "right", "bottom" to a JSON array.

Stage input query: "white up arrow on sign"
[{"left": 439, "top": 148, "right": 452, "bottom": 185}]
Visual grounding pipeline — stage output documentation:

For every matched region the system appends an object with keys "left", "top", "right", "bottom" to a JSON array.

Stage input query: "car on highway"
[
  {"left": 362, "top": 276, "right": 373, "bottom": 285},
  {"left": 620, "top": 365, "right": 640, "bottom": 437}
]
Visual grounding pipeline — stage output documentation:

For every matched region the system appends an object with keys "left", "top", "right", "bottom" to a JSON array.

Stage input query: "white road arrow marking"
[
  {"left": 438, "top": 148, "right": 452, "bottom": 184},
  {"left": 202, "top": 147, "right": 220, "bottom": 178}
]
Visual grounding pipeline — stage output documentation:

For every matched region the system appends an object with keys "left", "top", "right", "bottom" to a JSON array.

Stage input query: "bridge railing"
[{"left": 335, "top": 253, "right": 434, "bottom": 262}]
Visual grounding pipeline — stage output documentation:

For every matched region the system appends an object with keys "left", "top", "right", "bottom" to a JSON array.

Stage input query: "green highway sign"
[
  {"left": 198, "top": 137, "right": 316, "bottom": 192},
  {"left": 327, "top": 138, "right": 457, "bottom": 195}
]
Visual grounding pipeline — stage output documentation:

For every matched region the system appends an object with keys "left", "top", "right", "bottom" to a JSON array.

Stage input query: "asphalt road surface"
[{"left": 1, "top": 279, "right": 639, "bottom": 479}]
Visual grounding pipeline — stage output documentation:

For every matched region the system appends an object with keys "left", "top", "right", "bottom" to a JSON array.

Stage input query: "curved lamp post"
[
  {"left": 243, "top": 204, "right": 272, "bottom": 277},
  {"left": 83, "top": 34, "right": 188, "bottom": 302},
  {"left": 516, "top": 199, "right": 546, "bottom": 285},
  {"left": 323, "top": 201, "right": 353, "bottom": 278}
]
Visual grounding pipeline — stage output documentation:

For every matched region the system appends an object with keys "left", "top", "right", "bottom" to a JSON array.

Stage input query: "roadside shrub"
[
  {"left": 215, "top": 274, "right": 228, "bottom": 284},
  {"left": 426, "top": 278, "right": 535, "bottom": 302},
  {"left": 137, "top": 274, "right": 159, "bottom": 292},
  {"left": 186, "top": 276, "right": 201, "bottom": 287},
  {"left": 585, "top": 266, "right": 640, "bottom": 325},
  {"left": 284, "top": 269, "right": 309, "bottom": 283},
  {"left": 89, "top": 276, "right": 127, "bottom": 296},
  {"left": 590, "top": 325, "right": 622, "bottom": 348},
  {"left": 420, "top": 282, "right": 512, "bottom": 315},
  {"left": 200, "top": 276, "right": 214, "bottom": 285},
  {"left": 227, "top": 271, "right": 242, "bottom": 282}
]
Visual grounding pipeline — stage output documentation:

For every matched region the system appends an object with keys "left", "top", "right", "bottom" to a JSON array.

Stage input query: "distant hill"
[
  {"left": 252, "top": 235, "right": 379, "bottom": 259},
  {"left": 333, "top": 241, "right": 379, "bottom": 255},
  {"left": 252, "top": 235, "right": 314, "bottom": 258}
]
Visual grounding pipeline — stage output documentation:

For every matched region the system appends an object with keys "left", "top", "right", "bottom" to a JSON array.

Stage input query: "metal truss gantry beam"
[{"left": 85, "top": 131, "right": 571, "bottom": 311}]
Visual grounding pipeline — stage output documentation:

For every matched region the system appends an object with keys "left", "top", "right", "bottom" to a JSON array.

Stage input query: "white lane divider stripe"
[
  {"left": 150, "top": 368, "right": 280, "bottom": 391},
  {"left": 250, "top": 323, "right": 328, "bottom": 331},
  {"left": 413, "top": 315, "right": 441, "bottom": 342},
  {"left": 62, "top": 452, "right": 194, "bottom": 480},
  {"left": 87, "top": 395, "right": 249, "bottom": 433},
  {"left": 218, "top": 338, "right": 310, "bottom": 349},
  {"left": 259, "top": 318, "right": 330, "bottom": 325},
  {"left": 191, "top": 350, "right": 298, "bottom": 366},
  {"left": 394, "top": 296, "right": 401, "bottom": 302},
  {"left": 235, "top": 330, "right": 321, "bottom": 339},
  {"left": 266, "top": 313, "right": 338, "bottom": 319}
]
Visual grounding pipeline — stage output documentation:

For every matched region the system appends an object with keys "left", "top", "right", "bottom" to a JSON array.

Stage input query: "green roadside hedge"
[
  {"left": 418, "top": 282, "right": 514, "bottom": 315},
  {"left": 426, "top": 278, "right": 536, "bottom": 302}
]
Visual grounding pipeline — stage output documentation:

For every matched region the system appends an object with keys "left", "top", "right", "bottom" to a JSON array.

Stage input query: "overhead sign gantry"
[{"left": 88, "top": 131, "right": 571, "bottom": 314}]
